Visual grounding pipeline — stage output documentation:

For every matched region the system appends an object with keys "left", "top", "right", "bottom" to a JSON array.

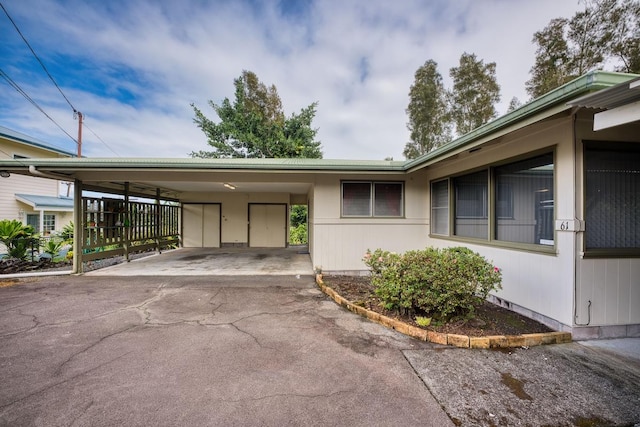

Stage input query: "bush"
[
  {"left": 289, "top": 223, "right": 307, "bottom": 245},
  {"left": 0, "top": 219, "right": 36, "bottom": 260},
  {"left": 363, "top": 246, "right": 502, "bottom": 321}
]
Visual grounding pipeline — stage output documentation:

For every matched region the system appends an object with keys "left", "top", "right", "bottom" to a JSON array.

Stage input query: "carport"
[{"left": 11, "top": 158, "right": 320, "bottom": 273}]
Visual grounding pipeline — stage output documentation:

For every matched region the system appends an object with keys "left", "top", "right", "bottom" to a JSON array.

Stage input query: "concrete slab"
[
  {"left": 579, "top": 338, "right": 640, "bottom": 362},
  {"left": 85, "top": 246, "right": 314, "bottom": 276},
  {"left": 0, "top": 275, "right": 452, "bottom": 426}
]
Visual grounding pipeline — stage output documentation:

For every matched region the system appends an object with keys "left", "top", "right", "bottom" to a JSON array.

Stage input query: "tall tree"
[
  {"left": 404, "top": 60, "right": 451, "bottom": 159},
  {"left": 525, "top": 18, "right": 573, "bottom": 98},
  {"left": 191, "top": 70, "right": 322, "bottom": 159},
  {"left": 526, "top": 0, "right": 640, "bottom": 99},
  {"left": 449, "top": 53, "right": 501, "bottom": 136}
]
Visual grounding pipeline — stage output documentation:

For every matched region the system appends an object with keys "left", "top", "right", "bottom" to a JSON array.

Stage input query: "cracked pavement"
[
  {"left": 1, "top": 275, "right": 639, "bottom": 426},
  {"left": 0, "top": 275, "right": 451, "bottom": 426}
]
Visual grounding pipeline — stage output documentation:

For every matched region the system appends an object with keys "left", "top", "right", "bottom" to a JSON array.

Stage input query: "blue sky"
[{"left": 1, "top": 0, "right": 584, "bottom": 160}]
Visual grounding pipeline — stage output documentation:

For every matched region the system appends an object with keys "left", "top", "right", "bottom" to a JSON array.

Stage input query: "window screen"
[
  {"left": 431, "top": 180, "right": 449, "bottom": 235},
  {"left": 495, "top": 153, "right": 554, "bottom": 245},
  {"left": 342, "top": 182, "right": 371, "bottom": 216},
  {"left": 374, "top": 183, "right": 403, "bottom": 216},
  {"left": 585, "top": 145, "right": 640, "bottom": 250},
  {"left": 454, "top": 170, "right": 488, "bottom": 239}
]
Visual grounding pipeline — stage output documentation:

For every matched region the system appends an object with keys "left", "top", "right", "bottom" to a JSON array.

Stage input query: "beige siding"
[
  {"left": 310, "top": 172, "right": 429, "bottom": 273},
  {"left": 1, "top": 138, "right": 69, "bottom": 231},
  {"left": 573, "top": 110, "right": 640, "bottom": 327},
  {"left": 423, "top": 116, "right": 577, "bottom": 327},
  {"left": 180, "top": 192, "right": 289, "bottom": 245}
]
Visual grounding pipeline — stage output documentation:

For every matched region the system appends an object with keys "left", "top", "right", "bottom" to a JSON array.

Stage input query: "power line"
[
  {"left": 0, "top": 1, "right": 77, "bottom": 113},
  {"left": 0, "top": 68, "right": 78, "bottom": 146},
  {"left": 83, "top": 121, "right": 121, "bottom": 157}
]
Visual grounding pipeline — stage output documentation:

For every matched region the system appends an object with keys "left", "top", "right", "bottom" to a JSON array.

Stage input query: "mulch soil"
[{"left": 324, "top": 275, "right": 552, "bottom": 337}]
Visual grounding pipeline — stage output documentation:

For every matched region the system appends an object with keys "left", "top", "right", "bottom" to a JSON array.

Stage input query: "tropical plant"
[
  {"left": 0, "top": 219, "right": 36, "bottom": 260},
  {"left": 43, "top": 239, "right": 65, "bottom": 259}
]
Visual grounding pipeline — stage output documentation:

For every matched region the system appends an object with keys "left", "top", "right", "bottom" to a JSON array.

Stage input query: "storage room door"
[
  {"left": 249, "top": 204, "right": 287, "bottom": 247},
  {"left": 182, "top": 204, "right": 221, "bottom": 247}
]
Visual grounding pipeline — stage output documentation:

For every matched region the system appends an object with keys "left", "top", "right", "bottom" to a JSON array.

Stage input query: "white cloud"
[{"left": 1, "top": 0, "right": 584, "bottom": 160}]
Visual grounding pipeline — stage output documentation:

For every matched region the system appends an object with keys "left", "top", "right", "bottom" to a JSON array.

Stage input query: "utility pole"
[{"left": 76, "top": 110, "right": 83, "bottom": 157}]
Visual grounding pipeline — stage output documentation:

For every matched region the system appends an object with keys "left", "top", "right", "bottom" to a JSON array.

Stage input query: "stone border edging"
[{"left": 316, "top": 274, "right": 571, "bottom": 349}]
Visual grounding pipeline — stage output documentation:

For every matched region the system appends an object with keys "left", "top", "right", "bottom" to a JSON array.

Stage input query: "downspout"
[{"left": 572, "top": 110, "right": 591, "bottom": 326}]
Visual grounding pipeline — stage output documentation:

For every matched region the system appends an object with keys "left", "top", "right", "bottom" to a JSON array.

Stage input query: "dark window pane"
[
  {"left": 374, "top": 183, "right": 403, "bottom": 217},
  {"left": 342, "top": 182, "right": 371, "bottom": 216},
  {"left": 454, "top": 170, "right": 488, "bottom": 239},
  {"left": 495, "top": 153, "right": 554, "bottom": 245}
]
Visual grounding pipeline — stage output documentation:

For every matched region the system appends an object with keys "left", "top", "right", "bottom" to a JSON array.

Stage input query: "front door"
[{"left": 248, "top": 204, "right": 287, "bottom": 247}]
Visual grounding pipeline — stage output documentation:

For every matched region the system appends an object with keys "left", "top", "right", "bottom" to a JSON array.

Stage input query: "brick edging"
[{"left": 316, "top": 274, "right": 571, "bottom": 349}]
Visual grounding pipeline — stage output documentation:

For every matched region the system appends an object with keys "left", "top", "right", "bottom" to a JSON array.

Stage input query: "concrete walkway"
[{"left": 85, "top": 246, "right": 314, "bottom": 276}]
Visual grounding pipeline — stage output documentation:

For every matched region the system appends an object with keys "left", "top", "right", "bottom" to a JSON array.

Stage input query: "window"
[
  {"left": 454, "top": 170, "right": 488, "bottom": 239},
  {"left": 430, "top": 151, "right": 555, "bottom": 248},
  {"left": 585, "top": 143, "right": 640, "bottom": 251},
  {"left": 342, "top": 182, "right": 403, "bottom": 217},
  {"left": 494, "top": 153, "right": 554, "bottom": 245},
  {"left": 431, "top": 180, "right": 449, "bottom": 235},
  {"left": 25, "top": 214, "right": 56, "bottom": 234}
]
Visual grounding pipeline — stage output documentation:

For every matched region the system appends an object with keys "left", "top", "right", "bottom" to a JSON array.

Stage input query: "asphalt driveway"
[{"left": 1, "top": 275, "right": 639, "bottom": 426}]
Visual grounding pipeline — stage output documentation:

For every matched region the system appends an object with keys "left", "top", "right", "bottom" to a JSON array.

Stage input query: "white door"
[
  {"left": 182, "top": 204, "right": 220, "bottom": 247},
  {"left": 249, "top": 204, "right": 286, "bottom": 247}
]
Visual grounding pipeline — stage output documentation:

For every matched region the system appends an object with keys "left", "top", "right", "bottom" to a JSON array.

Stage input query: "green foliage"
[
  {"left": 0, "top": 219, "right": 35, "bottom": 260},
  {"left": 290, "top": 205, "right": 307, "bottom": 228},
  {"left": 191, "top": 70, "right": 323, "bottom": 159},
  {"left": 363, "top": 247, "right": 502, "bottom": 321},
  {"left": 415, "top": 316, "right": 432, "bottom": 327},
  {"left": 289, "top": 223, "right": 307, "bottom": 245},
  {"left": 43, "top": 239, "right": 64, "bottom": 258},
  {"left": 404, "top": 59, "right": 452, "bottom": 159},
  {"left": 526, "top": 0, "right": 640, "bottom": 98},
  {"left": 449, "top": 52, "right": 501, "bottom": 136},
  {"left": 59, "top": 221, "right": 74, "bottom": 242}
]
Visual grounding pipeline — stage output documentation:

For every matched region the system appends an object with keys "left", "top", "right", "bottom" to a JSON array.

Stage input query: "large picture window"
[
  {"left": 430, "top": 151, "right": 555, "bottom": 249},
  {"left": 495, "top": 153, "right": 554, "bottom": 245},
  {"left": 585, "top": 143, "right": 640, "bottom": 251},
  {"left": 342, "top": 181, "right": 403, "bottom": 217}
]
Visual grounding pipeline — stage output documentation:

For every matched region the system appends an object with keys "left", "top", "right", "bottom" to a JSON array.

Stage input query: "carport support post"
[
  {"left": 73, "top": 179, "right": 83, "bottom": 274},
  {"left": 124, "top": 182, "right": 130, "bottom": 262},
  {"left": 155, "top": 188, "right": 161, "bottom": 254}
]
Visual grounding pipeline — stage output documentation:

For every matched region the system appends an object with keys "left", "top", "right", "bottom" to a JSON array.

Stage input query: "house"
[
  {"left": 0, "top": 70, "right": 638, "bottom": 340},
  {"left": 0, "top": 126, "right": 76, "bottom": 235}
]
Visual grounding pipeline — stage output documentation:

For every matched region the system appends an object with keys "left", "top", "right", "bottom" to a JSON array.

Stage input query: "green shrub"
[
  {"left": 363, "top": 246, "right": 502, "bottom": 321},
  {"left": 289, "top": 223, "right": 307, "bottom": 245},
  {"left": 0, "top": 219, "right": 36, "bottom": 260}
]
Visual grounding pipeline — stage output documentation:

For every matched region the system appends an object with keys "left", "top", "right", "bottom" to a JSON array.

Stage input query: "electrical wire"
[
  {"left": 0, "top": 68, "right": 78, "bottom": 146},
  {"left": 83, "top": 122, "right": 121, "bottom": 157},
  {"left": 0, "top": 1, "right": 77, "bottom": 113}
]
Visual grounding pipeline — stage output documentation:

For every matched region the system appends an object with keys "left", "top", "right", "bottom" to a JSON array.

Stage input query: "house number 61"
[{"left": 560, "top": 221, "right": 569, "bottom": 231}]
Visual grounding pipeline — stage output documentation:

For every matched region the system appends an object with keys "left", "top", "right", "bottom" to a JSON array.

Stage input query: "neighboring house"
[
  {"left": 0, "top": 126, "right": 75, "bottom": 235},
  {"left": 0, "top": 71, "right": 638, "bottom": 340}
]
